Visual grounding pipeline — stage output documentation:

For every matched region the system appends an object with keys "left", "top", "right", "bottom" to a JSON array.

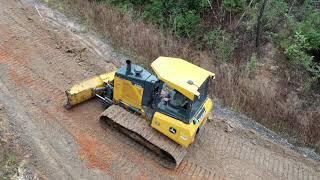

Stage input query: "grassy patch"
[{"left": 0, "top": 141, "right": 18, "bottom": 179}]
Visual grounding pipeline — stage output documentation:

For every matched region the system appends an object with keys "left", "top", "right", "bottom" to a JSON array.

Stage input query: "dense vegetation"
[{"left": 98, "top": 0, "right": 320, "bottom": 82}]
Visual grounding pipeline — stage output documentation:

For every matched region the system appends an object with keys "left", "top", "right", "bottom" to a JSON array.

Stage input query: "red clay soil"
[{"left": 76, "top": 132, "right": 112, "bottom": 172}]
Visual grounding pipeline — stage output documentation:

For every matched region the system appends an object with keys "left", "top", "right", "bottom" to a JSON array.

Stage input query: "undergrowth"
[{"left": 0, "top": 141, "right": 18, "bottom": 179}]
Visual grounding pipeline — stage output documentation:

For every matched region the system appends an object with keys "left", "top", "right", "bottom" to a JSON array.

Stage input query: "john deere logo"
[{"left": 169, "top": 127, "right": 176, "bottom": 134}]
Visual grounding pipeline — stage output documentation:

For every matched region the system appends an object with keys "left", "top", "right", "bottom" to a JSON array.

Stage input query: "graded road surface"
[{"left": 0, "top": 0, "right": 319, "bottom": 179}]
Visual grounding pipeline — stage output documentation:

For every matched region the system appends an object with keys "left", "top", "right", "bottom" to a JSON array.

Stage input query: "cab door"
[{"left": 151, "top": 112, "right": 194, "bottom": 148}]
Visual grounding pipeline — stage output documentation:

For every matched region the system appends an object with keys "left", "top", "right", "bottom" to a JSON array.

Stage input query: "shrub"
[
  {"left": 274, "top": 6, "right": 320, "bottom": 81},
  {"left": 222, "top": 0, "right": 245, "bottom": 12},
  {"left": 185, "top": 0, "right": 211, "bottom": 15},
  {"left": 284, "top": 32, "right": 313, "bottom": 67},
  {"left": 103, "top": 0, "right": 211, "bottom": 38},
  {"left": 173, "top": 10, "right": 201, "bottom": 38},
  {"left": 144, "top": 0, "right": 166, "bottom": 27},
  {"left": 284, "top": 32, "right": 320, "bottom": 80},
  {"left": 263, "top": 0, "right": 288, "bottom": 30},
  {"left": 205, "top": 28, "right": 236, "bottom": 63},
  {"left": 246, "top": 53, "right": 257, "bottom": 77},
  {"left": 298, "top": 10, "right": 320, "bottom": 49}
]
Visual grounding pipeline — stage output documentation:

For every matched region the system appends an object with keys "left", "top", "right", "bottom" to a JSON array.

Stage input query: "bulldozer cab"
[
  {"left": 156, "top": 77, "right": 210, "bottom": 124},
  {"left": 150, "top": 57, "right": 214, "bottom": 147},
  {"left": 151, "top": 57, "right": 214, "bottom": 124},
  {"left": 151, "top": 57, "right": 214, "bottom": 101}
]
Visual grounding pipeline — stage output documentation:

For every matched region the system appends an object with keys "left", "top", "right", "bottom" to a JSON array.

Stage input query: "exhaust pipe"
[{"left": 126, "top": 60, "right": 132, "bottom": 75}]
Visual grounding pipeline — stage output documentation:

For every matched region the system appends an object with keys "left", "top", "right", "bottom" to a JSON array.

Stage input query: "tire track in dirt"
[
  {"left": 1, "top": 9, "right": 94, "bottom": 83},
  {"left": 196, "top": 127, "right": 320, "bottom": 180}
]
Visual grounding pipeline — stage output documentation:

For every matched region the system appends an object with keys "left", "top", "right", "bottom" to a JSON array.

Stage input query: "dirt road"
[{"left": 0, "top": 0, "right": 319, "bottom": 179}]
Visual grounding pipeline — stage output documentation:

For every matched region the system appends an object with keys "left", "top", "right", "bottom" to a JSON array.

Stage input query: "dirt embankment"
[{"left": 0, "top": 0, "right": 319, "bottom": 179}]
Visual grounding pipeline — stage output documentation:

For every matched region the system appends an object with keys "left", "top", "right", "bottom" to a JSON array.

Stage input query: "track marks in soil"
[
  {"left": 197, "top": 127, "right": 320, "bottom": 180},
  {"left": 77, "top": 133, "right": 112, "bottom": 172}
]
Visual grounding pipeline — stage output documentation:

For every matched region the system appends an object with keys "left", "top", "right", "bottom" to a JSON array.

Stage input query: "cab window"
[{"left": 157, "top": 83, "right": 191, "bottom": 123}]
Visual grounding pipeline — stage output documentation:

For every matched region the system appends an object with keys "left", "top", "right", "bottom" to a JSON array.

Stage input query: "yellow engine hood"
[{"left": 151, "top": 57, "right": 215, "bottom": 100}]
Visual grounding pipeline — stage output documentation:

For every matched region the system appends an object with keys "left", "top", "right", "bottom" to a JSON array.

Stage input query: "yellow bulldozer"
[{"left": 65, "top": 57, "right": 215, "bottom": 168}]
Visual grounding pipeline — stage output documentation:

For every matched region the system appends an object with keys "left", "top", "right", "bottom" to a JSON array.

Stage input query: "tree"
[{"left": 255, "top": 0, "right": 268, "bottom": 50}]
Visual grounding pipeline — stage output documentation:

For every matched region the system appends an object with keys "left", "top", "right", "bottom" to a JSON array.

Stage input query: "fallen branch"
[
  {"left": 34, "top": 5, "right": 42, "bottom": 18},
  {"left": 235, "top": 0, "right": 254, "bottom": 29},
  {"left": 207, "top": 0, "right": 220, "bottom": 23}
]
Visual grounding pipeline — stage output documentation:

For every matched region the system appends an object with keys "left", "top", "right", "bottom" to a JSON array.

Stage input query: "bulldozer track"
[
  {"left": 0, "top": 1, "right": 319, "bottom": 178},
  {"left": 99, "top": 118, "right": 219, "bottom": 178},
  {"left": 100, "top": 105, "right": 187, "bottom": 169}
]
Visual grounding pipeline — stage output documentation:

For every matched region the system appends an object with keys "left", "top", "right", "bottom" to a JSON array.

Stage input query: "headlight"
[{"left": 180, "top": 135, "right": 188, "bottom": 141}]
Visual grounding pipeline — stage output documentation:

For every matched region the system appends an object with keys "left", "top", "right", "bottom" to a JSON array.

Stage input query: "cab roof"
[{"left": 151, "top": 57, "right": 215, "bottom": 100}]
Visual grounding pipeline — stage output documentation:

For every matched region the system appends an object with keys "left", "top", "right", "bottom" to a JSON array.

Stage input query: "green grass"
[{"left": 0, "top": 142, "right": 18, "bottom": 179}]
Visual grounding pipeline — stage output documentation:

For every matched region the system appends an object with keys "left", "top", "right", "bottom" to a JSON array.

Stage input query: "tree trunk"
[{"left": 255, "top": 0, "right": 268, "bottom": 50}]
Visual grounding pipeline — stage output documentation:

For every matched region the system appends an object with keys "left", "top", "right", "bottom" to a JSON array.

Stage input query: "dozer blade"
[
  {"left": 65, "top": 71, "right": 115, "bottom": 108},
  {"left": 100, "top": 105, "right": 187, "bottom": 169}
]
